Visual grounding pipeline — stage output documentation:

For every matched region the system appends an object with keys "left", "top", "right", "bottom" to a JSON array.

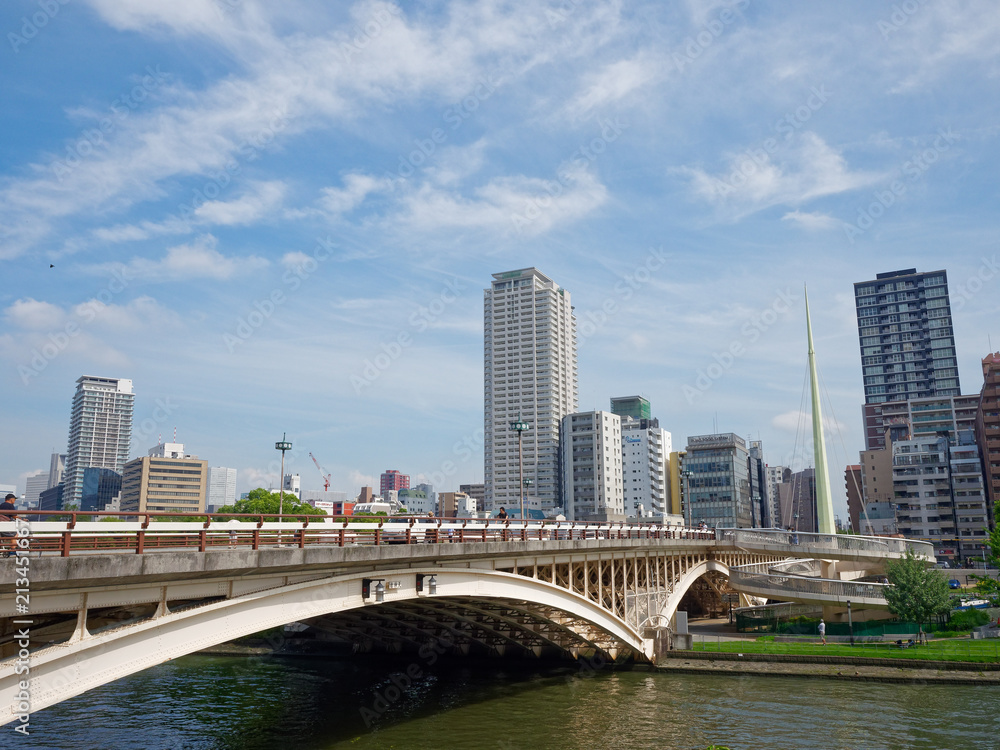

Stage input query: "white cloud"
[
  {"left": 398, "top": 167, "right": 607, "bottom": 237},
  {"left": 680, "top": 132, "right": 884, "bottom": 220},
  {"left": 319, "top": 174, "right": 392, "bottom": 215},
  {"left": 781, "top": 210, "right": 838, "bottom": 230},
  {"left": 4, "top": 299, "right": 66, "bottom": 330},
  {"left": 194, "top": 181, "right": 286, "bottom": 226},
  {"left": 565, "top": 54, "right": 663, "bottom": 121},
  {"left": 108, "top": 235, "right": 269, "bottom": 281}
]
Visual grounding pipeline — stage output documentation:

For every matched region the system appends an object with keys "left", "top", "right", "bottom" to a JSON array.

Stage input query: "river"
[{"left": 13, "top": 654, "right": 1000, "bottom": 749}]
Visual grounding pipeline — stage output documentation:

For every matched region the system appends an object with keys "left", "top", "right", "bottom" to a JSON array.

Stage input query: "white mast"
[{"left": 805, "top": 286, "right": 835, "bottom": 534}]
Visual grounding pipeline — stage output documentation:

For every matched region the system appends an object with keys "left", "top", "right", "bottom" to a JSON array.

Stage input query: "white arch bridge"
[{"left": 0, "top": 516, "right": 932, "bottom": 723}]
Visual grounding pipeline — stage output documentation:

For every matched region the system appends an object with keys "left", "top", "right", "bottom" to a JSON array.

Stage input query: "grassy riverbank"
[{"left": 690, "top": 636, "right": 1000, "bottom": 663}]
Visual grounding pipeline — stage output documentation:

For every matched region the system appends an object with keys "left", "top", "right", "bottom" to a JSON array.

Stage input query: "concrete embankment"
[{"left": 659, "top": 651, "right": 1000, "bottom": 684}]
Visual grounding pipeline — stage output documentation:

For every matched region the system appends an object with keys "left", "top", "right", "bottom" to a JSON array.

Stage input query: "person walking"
[
  {"left": 818, "top": 618, "right": 827, "bottom": 645},
  {"left": 0, "top": 493, "right": 17, "bottom": 557}
]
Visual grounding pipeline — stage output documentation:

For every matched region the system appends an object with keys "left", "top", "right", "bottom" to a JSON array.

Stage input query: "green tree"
[
  {"left": 883, "top": 549, "right": 952, "bottom": 642},
  {"left": 970, "top": 525, "right": 1000, "bottom": 604},
  {"left": 215, "top": 488, "right": 326, "bottom": 518}
]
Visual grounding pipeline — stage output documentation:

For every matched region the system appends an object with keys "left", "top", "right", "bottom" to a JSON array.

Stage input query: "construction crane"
[{"left": 309, "top": 452, "right": 331, "bottom": 492}]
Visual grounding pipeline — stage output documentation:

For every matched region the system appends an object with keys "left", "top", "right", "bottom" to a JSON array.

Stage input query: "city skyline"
[{"left": 2, "top": 2, "right": 998, "bottom": 522}]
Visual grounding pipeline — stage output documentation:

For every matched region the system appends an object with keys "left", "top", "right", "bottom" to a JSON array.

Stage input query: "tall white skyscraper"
[
  {"left": 207, "top": 467, "right": 238, "bottom": 509},
  {"left": 484, "top": 268, "right": 577, "bottom": 514},
  {"left": 562, "top": 410, "right": 624, "bottom": 521},
  {"left": 620, "top": 416, "right": 672, "bottom": 517},
  {"left": 64, "top": 376, "right": 135, "bottom": 509}
]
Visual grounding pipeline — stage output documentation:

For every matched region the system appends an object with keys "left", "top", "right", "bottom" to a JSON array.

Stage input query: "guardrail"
[
  {"left": 716, "top": 528, "right": 934, "bottom": 559},
  {"left": 0, "top": 511, "right": 716, "bottom": 557},
  {"left": 728, "top": 560, "right": 889, "bottom": 602}
]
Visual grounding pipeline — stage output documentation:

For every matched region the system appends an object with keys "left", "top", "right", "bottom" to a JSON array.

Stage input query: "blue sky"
[{"left": 2, "top": 0, "right": 998, "bottom": 519}]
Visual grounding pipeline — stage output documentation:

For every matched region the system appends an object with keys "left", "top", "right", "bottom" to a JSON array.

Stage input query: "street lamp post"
[
  {"left": 509, "top": 415, "right": 530, "bottom": 521},
  {"left": 275, "top": 433, "right": 292, "bottom": 541}
]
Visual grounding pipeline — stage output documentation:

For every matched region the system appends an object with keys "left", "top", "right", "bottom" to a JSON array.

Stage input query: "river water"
[{"left": 13, "top": 654, "right": 1000, "bottom": 749}]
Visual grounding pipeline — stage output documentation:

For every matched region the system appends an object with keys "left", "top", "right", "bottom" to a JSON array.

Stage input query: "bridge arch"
[
  {"left": 2, "top": 567, "right": 648, "bottom": 722},
  {"left": 658, "top": 559, "right": 732, "bottom": 626}
]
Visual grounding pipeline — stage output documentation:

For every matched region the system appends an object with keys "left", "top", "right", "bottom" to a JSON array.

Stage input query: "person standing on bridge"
[
  {"left": 818, "top": 618, "right": 826, "bottom": 646},
  {"left": 0, "top": 493, "right": 17, "bottom": 557},
  {"left": 496, "top": 507, "right": 508, "bottom": 520}
]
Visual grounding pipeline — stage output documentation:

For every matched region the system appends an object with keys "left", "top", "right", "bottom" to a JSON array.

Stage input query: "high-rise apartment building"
[
  {"left": 620, "top": 415, "right": 671, "bottom": 517},
  {"left": 24, "top": 472, "right": 48, "bottom": 508},
  {"left": 684, "top": 433, "right": 752, "bottom": 528},
  {"left": 562, "top": 410, "right": 624, "bottom": 521},
  {"left": 863, "top": 394, "right": 979, "bottom": 450},
  {"left": 854, "top": 269, "right": 960, "bottom": 405},
  {"left": 845, "top": 465, "right": 863, "bottom": 532},
  {"left": 459, "top": 483, "right": 485, "bottom": 512},
  {"left": 484, "top": 268, "right": 577, "bottom": 514},
  {"left": 975, "top": 352, "right": 1000, "bottom": 526},
  {"left": 206, "top": 467, "right": 238, "bottom": 509},
  {"left": 380, "top": 470, "right": 410, "bottom": 496},
  {"left": 893, "top": 432, "right": 987, "bottom": 564},
  {"left": 64, "top": 376, "right": 135, "bottom": 509},
  {"left": 765, "top": 465, "right": 790, "bottom": 527}
]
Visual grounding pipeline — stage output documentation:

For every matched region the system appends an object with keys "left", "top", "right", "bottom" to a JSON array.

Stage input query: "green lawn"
[{"left": 689, "top": 636, "right": 1000, "bottom": 663}]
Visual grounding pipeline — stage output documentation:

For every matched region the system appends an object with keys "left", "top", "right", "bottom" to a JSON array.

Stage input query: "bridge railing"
[
  {"left": 716, "top": 528, "right": 934, "bottom": 559},
  {"left": 0, "top": 511, "right": 716, "bottom": 557},
  {"left": 728, "top": 560, "right": 889, "bottom": 602}
]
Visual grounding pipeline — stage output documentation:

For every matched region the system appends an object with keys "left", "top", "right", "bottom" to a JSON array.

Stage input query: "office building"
[
  {"left": 863, "top": 394, "right": 979, "bottom": 451},
  {"left": 380, "top": 470, "right": 410, "bottom": 496},
  {"left": 282, "top": 473, "right": 301, "bottom": 499},
  {"left": 80, "top": 467, "right": 122, "bottom": 512},
  {"left": 684, "top": 433, "right": 752, "bottom": 528},
  {"left": 845, "top": 465, "right": 863, "bottom": 533},
  {"left": 398, "top": 488, "right": 434, "bottom": 515},
  {"left": 776, "top": 468, "right": 818, "bottom": 532},
  {"left": 975, "top": 352, "right": 1000, "bottom": 525},
  {"left": 24, "top": 472, "right": 48, "bottom": 508},
  {"left": 63, "top": 376, "right": 135, "bottom": 509},
  {"left": 438, "top": 491, "right": 476, "bottom": 518},
  {"left": 561, "top": 411, "right": 623, "bottom": 521},
  {"left": 610, "top": 396, "right": 651, "bottom": 421},
  {"left": 620, "top": 414, "right": 670, "bottom": 517},
  {"left": 38, "top": 484, "right": 64, "bottom": 512},
  {"left": 484, "top": 268, "right": 577, "bottom": 514},
  {"left": 854, "top": 268, "right": 960, "bottom": 405},
  {"left": 207, "top": 467, "right": 238, "bottom": 509},
  {"left": 747, "top": 441, "right": 769, "bottom": 528},
  {"left": 47, "top": 452, "right": 66, "bottom": 489},
  {"left": 459, "top": 483, "right": 485, "bottom": 512},
  {"left": 120, "top": 442, "right": 207, "bottom": 514}
]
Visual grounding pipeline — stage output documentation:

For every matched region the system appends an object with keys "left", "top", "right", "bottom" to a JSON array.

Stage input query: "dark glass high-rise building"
[{"left": 853, "top": 268, "right": 961, "bottom": 405}]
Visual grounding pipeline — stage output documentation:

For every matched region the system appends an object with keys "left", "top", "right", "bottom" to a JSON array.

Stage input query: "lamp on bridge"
[
  {"left": 509, "top": 414, "right": 531, "bottom": 521},
  {"left": 416, "top": 573, "right": 438, "bottom": 595},
  {"left": 523, "top": 477, "right": 533, "bottom": 517},
  {"left": 275, "top": 433, "right": 293, "bottom": 527}
]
